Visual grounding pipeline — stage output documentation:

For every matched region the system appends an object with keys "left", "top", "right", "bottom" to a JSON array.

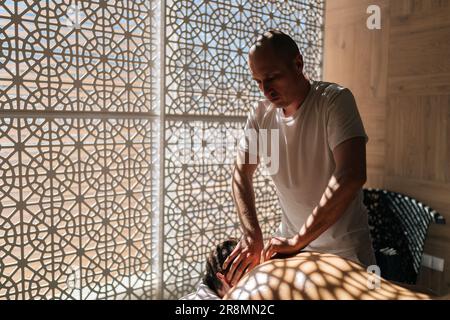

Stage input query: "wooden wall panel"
[
  {"left": 386, "top": 96, "right": 449, "bottom": 181},
  {"left": 324, "top": 0, "right": 450, "bottom": 295},
  {"left": 388, "top": 0, "right": 450, "bottom": 96},
  {"left": 324, "top": 0, "right": 390, "bottom": 188}
]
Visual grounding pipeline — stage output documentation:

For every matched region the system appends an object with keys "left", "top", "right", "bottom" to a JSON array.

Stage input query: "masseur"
[{"left": 224, "top": 30, "right": 375, "bottom": 286}]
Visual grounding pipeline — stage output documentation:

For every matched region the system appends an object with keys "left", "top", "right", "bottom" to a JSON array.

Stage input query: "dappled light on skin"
[
  {"left": 342, "top": 281, "right": 365, "bottom": 298},
  {"left": 321, "top": 175, "right": 340, "bottom": 205},
  {"left": 232, "top": 163, "right": 257, "bottom": 233},
  {"left": 224, "top": 251, "right": 433, "bottom": 300}
]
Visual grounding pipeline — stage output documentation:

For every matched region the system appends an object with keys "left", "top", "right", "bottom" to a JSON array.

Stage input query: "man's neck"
[{"left": 283, "top": 78, "right": 311, "bottom": 117}]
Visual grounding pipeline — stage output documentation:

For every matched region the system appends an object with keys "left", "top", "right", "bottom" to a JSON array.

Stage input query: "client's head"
[{"left": 202, "top": 238, "right": 238, "bottom": 298}]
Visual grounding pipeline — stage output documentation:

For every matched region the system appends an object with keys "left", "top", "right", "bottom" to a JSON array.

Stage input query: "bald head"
[
  {"left": 247, "top": 30, "right": 308, "bottom": 109},
  {"left": 249, "top": 30, "right": 301, "bottom": 66}
]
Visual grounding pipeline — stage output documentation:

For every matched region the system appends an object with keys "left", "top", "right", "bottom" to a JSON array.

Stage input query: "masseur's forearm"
[
  {"left": 294, "top": 171, "right": 366, "bottom": 249},
  {"left": 231, "top": 165, "right": 262, "bottom": 240}
]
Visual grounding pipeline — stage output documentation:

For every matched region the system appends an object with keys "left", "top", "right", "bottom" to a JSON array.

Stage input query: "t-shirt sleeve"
[
  {"left": 236, "top": 102, "right": 260, "bottom": 164},
  {"left": 326, "top": 88, "right": 368, "bottom": 151}
]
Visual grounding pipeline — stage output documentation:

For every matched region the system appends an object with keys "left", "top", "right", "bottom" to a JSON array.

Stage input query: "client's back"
[{"left": 224, "top": 251, "right": 433, "bottom": 300}]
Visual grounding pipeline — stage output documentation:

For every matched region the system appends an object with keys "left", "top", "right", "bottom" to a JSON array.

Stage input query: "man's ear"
[{"left": 295, "top": 54, "right": 304, "bottom": 73}]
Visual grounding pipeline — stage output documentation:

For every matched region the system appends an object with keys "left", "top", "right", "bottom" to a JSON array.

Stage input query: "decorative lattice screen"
[
  {"left": 0, "top": 0, "right": 324, "bottom": 299},
  {"left": 162, "top": 0, "right": 324, "bottom": 299},
  {"left": 0, "top": 0, "right": 160, "bottom": 299}
]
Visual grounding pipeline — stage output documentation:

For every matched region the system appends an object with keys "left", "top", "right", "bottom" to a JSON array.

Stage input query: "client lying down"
[{"left": 202, "top": 239, "right": 443, "bottom": 300}]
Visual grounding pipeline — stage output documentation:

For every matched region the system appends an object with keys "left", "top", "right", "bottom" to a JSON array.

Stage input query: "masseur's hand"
[
  {"left": 262, "top": 235, "right": 303, "bottom": 262},
  {"left": 222, "top": 234, "right": 263, "bottom": 287}
]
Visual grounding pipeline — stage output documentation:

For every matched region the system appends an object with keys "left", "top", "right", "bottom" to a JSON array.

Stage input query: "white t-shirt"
[{"left": 237, "top": 80, "right": 376, "bottom": 266}]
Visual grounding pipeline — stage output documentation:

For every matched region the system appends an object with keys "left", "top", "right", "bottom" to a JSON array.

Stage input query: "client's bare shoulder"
[
  {"left": 224, "top": 251, "right": 340, "bottom": 300},
  {"left": 224, "top": 251, "right": 433, "bottom": 300}
]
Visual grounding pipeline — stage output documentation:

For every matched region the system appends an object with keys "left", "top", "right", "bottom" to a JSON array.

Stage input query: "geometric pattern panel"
[
  {"left": 0, "top": 0, "right": 156, "bottom": 113},
  {"left": 1, "top": 0, "right": 323, "bottom": 300},
  {"left": 165, "top": 0, "right": 324, "bottom": 116},
  {"left": 0, "top": 0, "right": 159, "bottom": 300},
  {"left": 163, "top": 0, "right": 324, "bottom": 299},
  {"left": 0, "top": 117, "right": 158, "bottom": 299},
  {"left": 162, "top": 119, "right": 282, "bottom": 299}
]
